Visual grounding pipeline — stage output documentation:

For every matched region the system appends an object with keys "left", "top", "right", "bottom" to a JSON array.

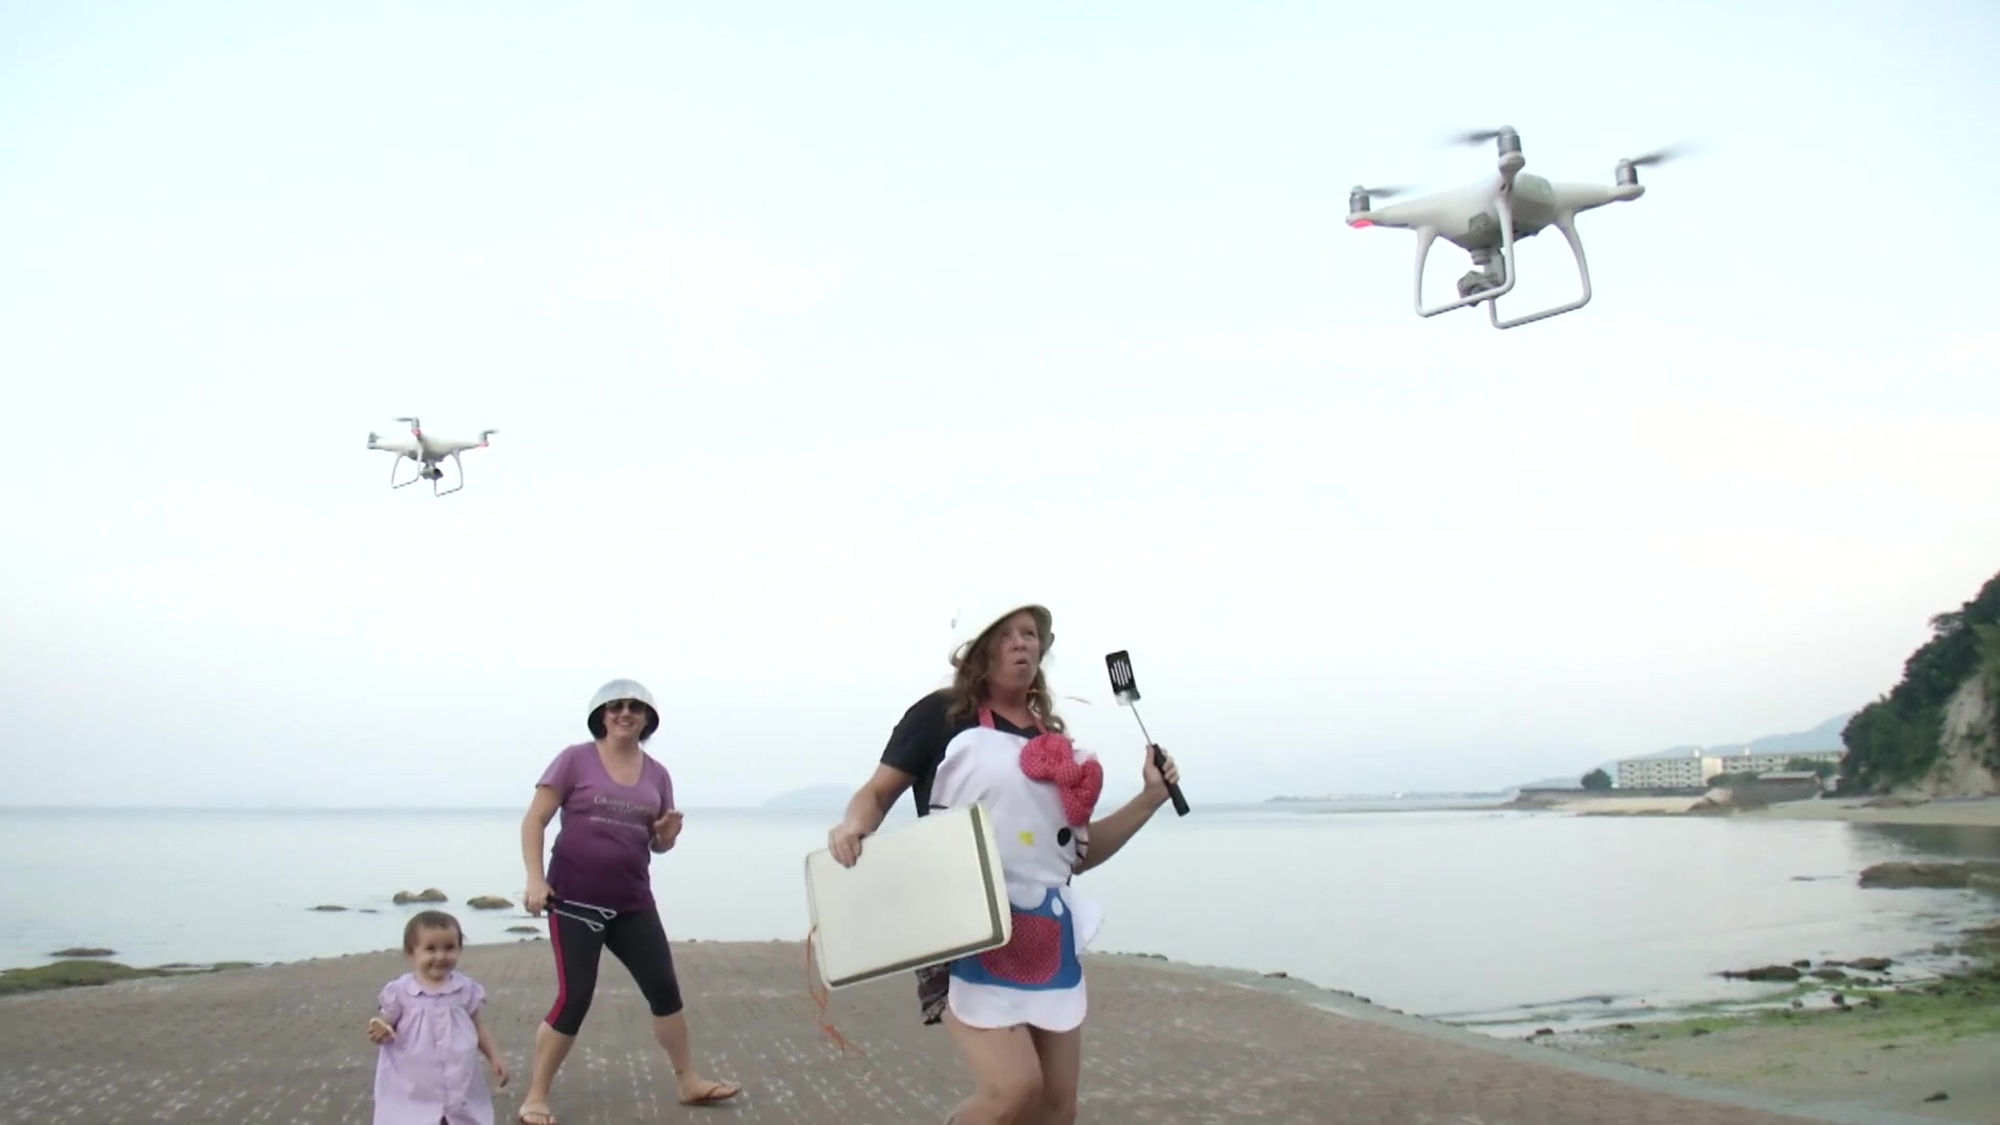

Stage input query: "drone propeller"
[
  {"left": 1619, "top": 141, "right": 1698, "bottom": 168},
  {"left": 1444, "top": 127, "right": 1517, "bottom": 147},
  {"left": 1614, "top": 140, "right": 1700, "bottom": 186}
]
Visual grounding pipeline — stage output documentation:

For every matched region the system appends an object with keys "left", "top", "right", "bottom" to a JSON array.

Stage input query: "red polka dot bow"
[{"left": 1018, "top": 732, "right": 1103, "bottom": 826}]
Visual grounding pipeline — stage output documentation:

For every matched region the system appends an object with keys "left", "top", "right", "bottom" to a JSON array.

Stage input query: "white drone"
[
  {"left": 1347, "top": 127, "right": 1689, "bottom": 329},
  {"left": 365, "top": 416, "right": 498, "bottom": 497}
]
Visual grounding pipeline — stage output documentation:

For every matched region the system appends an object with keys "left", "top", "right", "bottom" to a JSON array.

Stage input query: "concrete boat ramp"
[{"left": 0, "top": 939, "right": 1948, "bottom": 1124}]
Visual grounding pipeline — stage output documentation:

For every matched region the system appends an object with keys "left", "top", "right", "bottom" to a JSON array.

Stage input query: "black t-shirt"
[{"left": 880, "top": 689, "right": 1043, "bottom": 818}]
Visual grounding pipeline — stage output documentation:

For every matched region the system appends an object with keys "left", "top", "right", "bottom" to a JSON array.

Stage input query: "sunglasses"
[{"left": 603, "top": 699, "right": 651, "bottom": 715}]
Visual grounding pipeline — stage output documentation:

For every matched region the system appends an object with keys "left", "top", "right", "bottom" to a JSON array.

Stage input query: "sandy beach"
[
  {"left": 1553, "top": 795, "right": 1717, "bottom": 815},
  {"left": 1738, "top": 796, "right": 2000, "bottom": 828},
  {"left": 1532, "top": 794, "right": 2000, "bottom": 828}
]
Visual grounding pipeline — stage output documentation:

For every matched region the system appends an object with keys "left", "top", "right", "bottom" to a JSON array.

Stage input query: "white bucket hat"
[
  {"left": 587, "top": 678, "right": 661, "bottom": 741},
  {"left": 948, "top": 600, "right": 1054, "bottom": 667}
]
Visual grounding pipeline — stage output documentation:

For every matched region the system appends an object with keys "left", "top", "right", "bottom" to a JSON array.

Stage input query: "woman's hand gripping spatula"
[{"left": 1104, "top": 649, "right": 1190, "bottom": 816}]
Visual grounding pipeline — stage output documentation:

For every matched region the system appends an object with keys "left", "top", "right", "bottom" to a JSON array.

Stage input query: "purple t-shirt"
[{"left": 538, "top": 741, "right": 674, "bottom": 914}]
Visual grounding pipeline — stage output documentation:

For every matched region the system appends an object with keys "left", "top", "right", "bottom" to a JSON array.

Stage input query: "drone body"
[
  {"left": 1348, "top": 128, "right": 1681, "bottom": 329},
  {"left": 366, "top": 415, "right": 497, "bottom": 497}
]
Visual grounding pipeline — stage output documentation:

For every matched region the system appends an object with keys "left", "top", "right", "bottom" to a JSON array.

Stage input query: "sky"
[{"left": 3, "top": 1, "right": 1999, "bottom": 809}]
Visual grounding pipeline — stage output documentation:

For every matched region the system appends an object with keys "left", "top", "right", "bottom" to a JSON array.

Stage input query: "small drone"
[
  {"left": 365, "top": 416, "right": 497, "bottom": 497},
  {"left": 1347, "top": 127, "right": 1689, "bottom": 329}
]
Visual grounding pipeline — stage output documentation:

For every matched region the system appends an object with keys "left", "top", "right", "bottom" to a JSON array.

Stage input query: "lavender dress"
[{"left": 373, "top": 970, "right": 493, "bottom": 1125}]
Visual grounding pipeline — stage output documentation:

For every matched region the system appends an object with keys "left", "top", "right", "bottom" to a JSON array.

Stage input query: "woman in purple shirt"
[{"left": 513, "top": 679, "right": 740, "bottom": 1124}]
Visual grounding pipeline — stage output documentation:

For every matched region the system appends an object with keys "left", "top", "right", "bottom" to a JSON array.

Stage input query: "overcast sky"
[{"left": 4, "top": 1, "right": 1997, "bottom": 809}]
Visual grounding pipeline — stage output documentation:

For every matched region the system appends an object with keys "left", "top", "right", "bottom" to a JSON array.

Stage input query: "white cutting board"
[{"left": 805, "top": 803, "right": 1013, "bottom": 990}]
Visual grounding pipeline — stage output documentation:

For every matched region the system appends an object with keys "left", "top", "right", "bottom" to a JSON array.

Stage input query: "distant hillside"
[
  {"left": 1513, "top": 774, "right": 1584, "bottom": 791},
  {"left": 761, "top": 784, "right": 853, "bottom": 811},
  {"left": 1515, "top": 713, "right": 1853, "bottom": 791},
  {"left": 1625, "top": 712, "right": 1852, "bottom": 761},
  {"left": 1840, "top": 567, "right": 2000, "bottom": 794}
]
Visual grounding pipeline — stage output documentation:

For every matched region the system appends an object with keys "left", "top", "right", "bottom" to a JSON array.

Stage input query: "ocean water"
[{"left": 2, "top": 802, "right": 1996, "bottom": 1035}]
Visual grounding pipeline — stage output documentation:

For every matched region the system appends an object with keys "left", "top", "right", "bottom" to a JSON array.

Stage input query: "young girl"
[{"left": 365, "top": 910, "right": 510, "bottom": 1125}]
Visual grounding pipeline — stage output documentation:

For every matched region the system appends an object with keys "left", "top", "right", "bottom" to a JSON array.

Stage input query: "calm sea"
[{"left": 3, "top": 802, "right": 1996, "bottom": 1036}]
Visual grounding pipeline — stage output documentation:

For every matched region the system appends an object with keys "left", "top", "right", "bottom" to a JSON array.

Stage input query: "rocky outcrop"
[
  {"left": 1858, "top": 860, "right": 2000, "bottom": 890},
  {"left": 392, "top": 888, "right": 449, "bottom": 905},
  {"left": 465, "top": 895, "right": 512, "bottom": 910},
  {"left": 1904, "top": 676, "right": 2000, "bottom": 799},
  {"left": 1720, "top": 956, "right": 1895, "bottom": 983}
]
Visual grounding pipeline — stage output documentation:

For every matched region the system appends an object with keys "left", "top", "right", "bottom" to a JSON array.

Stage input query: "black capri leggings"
[{"left": 542, "top": 903, "right": 684, "bottom": 1035}]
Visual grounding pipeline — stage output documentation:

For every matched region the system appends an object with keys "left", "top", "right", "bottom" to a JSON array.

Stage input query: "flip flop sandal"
[{"left": 679, "top": 1080, "right": 741, "bottom": 1106}]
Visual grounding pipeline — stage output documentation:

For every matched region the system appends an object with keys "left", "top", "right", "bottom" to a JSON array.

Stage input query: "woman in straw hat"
[{"left": 827, "top": 601, "right": 1182, "bottom": 1125}]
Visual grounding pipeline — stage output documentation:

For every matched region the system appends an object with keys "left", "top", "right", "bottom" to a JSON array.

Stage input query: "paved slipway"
[{"left": 0, "top": 940, "right": 1949, "bottom": 1125}]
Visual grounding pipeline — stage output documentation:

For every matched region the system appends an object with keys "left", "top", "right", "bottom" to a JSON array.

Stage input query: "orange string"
[{"left": 804, "top": 923, "right": 866, "bottom": 1057}]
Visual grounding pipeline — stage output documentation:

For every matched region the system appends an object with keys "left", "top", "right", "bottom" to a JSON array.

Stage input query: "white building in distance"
[{"left": 1614, "top": 749, "right": 1845, "bottom": 789}]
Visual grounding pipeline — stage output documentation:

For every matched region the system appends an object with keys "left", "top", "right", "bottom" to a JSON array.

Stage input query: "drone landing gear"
[
  {"left": 389, "top": 455, "right": 422, "bottom": 490},
  {"left": 1413, "top": 197, "right": 1595, "bottom": 329},
  {"left": 386, "top": 453, "right": 467, "bottom": 496},
  {"left": 1483, "top": 216, "right": 1592, "bottom": 330},
  {"left": 1414, "top": 193, "right": 1519, "bottom": 319},
  {"left": 433, "top": 452, "right": 466, "bottom": 497}
]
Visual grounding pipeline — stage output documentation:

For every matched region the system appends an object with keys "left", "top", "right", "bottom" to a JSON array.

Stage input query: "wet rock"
[
  {"left": 505, "top": 925, "right": 538, "bottom": 934},
  {"left": 465, "top": 895, "right": 512, "bottom": 910},
  {"left": 309, "top": 904, "right": 348, "bottom": 912},
  {"left": 392, "top": 888, "right": 449, "bottom": 904},
  {"left": 49, "top": 947, "right": 114, "bottom": 958},
  {"left": 1858, "top": 860, "right": 2000, "bottom": 890},
  {"left": 1721, "top": 963, "right": 1802, "bottom": 981}
]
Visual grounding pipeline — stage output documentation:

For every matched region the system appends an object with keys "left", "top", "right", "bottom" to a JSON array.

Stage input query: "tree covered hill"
[{"left": 1840, "top": 566, "right": 2000, "bottom": 793}]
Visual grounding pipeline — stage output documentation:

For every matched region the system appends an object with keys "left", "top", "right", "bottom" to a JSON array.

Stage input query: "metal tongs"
[{"left": 545, "top": 896, "right": 617, "bottom": 933}]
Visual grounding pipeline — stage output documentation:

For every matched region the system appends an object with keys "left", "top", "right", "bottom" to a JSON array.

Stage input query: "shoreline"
[
  {"left": 1538, "top": 922, "right": 2000, "bottom": 1123},
  {"left": 11, "top": 923, "right": 1997, "bottom": 1121},
  {"left": 6, "top": 939, "right": 1949, "bottom": 1125},
  {"left": 1529, "top": 894, "right": 2000, "bottom": 1124},
  {"left": 1513, "top": 793, "right": 2000, "bottom": 828}
]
